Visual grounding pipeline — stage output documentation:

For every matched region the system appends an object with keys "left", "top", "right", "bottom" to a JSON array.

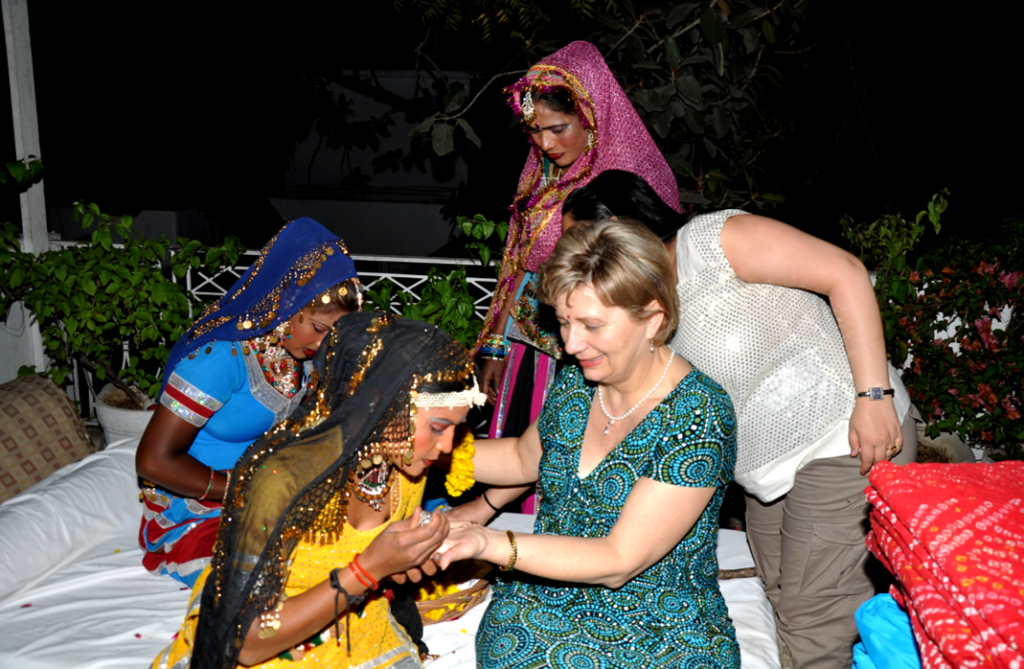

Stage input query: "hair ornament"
[
  {"left": 521, "top": 90, "right": 536, "bottom": 125},
  {"left": 413, "top": 376, "right": 487, "bottom": 409}
]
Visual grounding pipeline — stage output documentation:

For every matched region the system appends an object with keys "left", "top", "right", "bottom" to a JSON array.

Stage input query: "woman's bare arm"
[
  {"left": 135, "top": 405, "right": 233, "bottom": 499},
  {"left": 439, "top": 478, "right": 715, "bottom": 589}
]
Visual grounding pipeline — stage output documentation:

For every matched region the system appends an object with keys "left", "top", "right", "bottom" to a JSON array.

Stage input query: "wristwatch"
[{"left": 856, "top": 387, "right": 895, "bottom": 401}]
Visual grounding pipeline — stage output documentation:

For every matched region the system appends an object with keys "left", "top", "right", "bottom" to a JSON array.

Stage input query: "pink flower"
[
  {"left": 947, "top": 388, "right": 960, "bottom": 396},
  {"left": 909, "top": 270, "right": 920, "bottom": 282},
  {"left": 978, "top": 261, "right": 999, "bottom": 275},
  {"left": 977, "top": 383, "right": 999, "bottom": 407},
  {"left": 998, "top": 270, "right": 1023, "bottom": 289},
  {"left": 974, "top": 317, "right": 999, "bottom": 351},
  {"left": 1002, "top": 396, "right": 1022, "bottom": 421}
]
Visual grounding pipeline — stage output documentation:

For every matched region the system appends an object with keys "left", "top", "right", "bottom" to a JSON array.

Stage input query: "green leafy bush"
[
  {"left": 458, "top": 213, "right": 508, "bottom": 272},
  {"left": 364, "top": 267, "right": 483, "bottom": 349},
  {"left": 0, "top": 201, "right": 243, "bottom": 408},
  {"left": 363, "top": 214, "right": 506, "bottom": 348},
  {"left": 842, "top": 195, "right": 1023, "bottom": 457},
  {"left": 898, "top": 221, "right": 1023, "bottom": 457}
]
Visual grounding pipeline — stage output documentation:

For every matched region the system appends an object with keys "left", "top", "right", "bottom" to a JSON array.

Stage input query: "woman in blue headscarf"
[{"left": 136, "top": 217, "right": 361, "bottom": 587}]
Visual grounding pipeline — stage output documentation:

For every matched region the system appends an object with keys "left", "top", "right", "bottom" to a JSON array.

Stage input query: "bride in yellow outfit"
[{"left": 152, "top": 313, "right": 485, "bottom": 669}]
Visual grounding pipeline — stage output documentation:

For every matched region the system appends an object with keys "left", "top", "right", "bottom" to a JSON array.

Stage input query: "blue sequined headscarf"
[{"left": 161, "top": 217, "right": 357, "bottom": 389}]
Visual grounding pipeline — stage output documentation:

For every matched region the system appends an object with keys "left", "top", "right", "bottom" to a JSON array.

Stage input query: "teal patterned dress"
[{"left": 477, "top": 365, "right": 740, "bottom": 669}]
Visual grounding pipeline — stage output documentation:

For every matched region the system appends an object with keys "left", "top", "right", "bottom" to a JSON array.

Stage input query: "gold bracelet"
[{"left": 498, "top": 529, "right": 517, "bottom": 572}]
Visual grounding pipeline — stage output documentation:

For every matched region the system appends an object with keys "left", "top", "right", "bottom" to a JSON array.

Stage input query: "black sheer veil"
[{"left": 191, "top": 312, "right": 475, "bottom": 669}]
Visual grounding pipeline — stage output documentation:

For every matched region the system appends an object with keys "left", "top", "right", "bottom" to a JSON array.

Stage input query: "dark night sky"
[{"left": 3, "top": 3, "right": 1020, "bottom": 250}]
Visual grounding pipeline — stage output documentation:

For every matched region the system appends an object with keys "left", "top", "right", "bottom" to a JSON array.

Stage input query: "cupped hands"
[{"left": 361, "top": 507, "right": 450, "bottom": 585}]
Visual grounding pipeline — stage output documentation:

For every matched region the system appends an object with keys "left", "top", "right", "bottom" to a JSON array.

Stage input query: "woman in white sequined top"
[{"left": 561, "top": 169, "right": 919, "bottom": 669}]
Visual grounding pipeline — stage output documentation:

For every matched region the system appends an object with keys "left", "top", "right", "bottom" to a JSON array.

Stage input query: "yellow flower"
[{"left": 445, "top": 427, "right": 475, "bottom": 497}]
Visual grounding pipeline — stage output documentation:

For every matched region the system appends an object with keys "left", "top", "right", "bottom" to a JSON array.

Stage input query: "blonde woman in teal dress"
[{"left": 439, "top": 219, "right": 740, "bottom": 668}]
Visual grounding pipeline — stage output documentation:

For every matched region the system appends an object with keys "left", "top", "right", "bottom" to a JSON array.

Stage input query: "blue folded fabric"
[
  {"left": 853, "top": 641, "right": 877, "bottom": 669},
  {"left": 853, "top": 594, "right": 921, "bottom": 669}
]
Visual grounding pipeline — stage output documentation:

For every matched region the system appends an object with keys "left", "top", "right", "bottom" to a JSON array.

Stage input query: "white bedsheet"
[{"left": 0, "top": 442, "right": 778, "bottom": 668}]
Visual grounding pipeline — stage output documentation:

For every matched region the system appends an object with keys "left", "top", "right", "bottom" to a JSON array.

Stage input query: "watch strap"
[{"left": 856, "top": 387, "right": 895, "bottom": 401}]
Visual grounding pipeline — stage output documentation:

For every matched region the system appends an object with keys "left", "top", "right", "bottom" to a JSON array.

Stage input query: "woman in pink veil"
[{"left": 469, "top": 42, "right": 679, "bottom": 514}]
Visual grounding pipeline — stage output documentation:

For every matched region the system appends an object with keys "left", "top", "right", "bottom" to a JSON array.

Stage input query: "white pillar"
[{"left": 1, "top": 0, "right": 47, "bottom": 382}]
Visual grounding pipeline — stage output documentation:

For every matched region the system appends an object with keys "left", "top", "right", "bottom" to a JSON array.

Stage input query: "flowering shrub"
[
  {"left": 845, "top": 201, "right": 1023, "bottom": 457},
  {"left": 896, "top": 221, "right": 1023, "bottom": 457}
]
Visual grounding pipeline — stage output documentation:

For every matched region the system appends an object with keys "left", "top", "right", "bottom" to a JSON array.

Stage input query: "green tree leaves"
[
  {"left": 1, "top": 200, "right": 243, "bottom": 407},
  {"left": 0, "top": 157, "right": 43, "bottom": 190},
  {"left": 596, "top": 0, "right": 807, "bottom": 210}
]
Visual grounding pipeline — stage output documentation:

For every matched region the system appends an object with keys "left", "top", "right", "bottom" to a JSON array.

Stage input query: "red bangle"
[
  {"left": 349, "top": 563, "right": 372, "bottom": 589},
  {"left": 351, "top": 554, "right": 378, "bottom": 590},
  {"left": 198, "top": 466, "right": 215, "bottom": 501}
]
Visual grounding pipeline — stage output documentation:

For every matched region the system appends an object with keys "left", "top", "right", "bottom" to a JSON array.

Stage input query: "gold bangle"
[{"left": 498, "top": 529, "right": 517, "bottom": 572}]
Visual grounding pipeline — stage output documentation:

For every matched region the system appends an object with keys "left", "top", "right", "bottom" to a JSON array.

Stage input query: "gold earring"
[
  {"left": 403, "top": 446, "right": 415, "bottom": 465},
  {"left": 298, "top": 312, "right": 304, "bottom": 324}
]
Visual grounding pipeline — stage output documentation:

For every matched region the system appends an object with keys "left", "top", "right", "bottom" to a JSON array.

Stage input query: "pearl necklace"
[{"left": 596, "top": 349, "right": 675, "bottom": 434}]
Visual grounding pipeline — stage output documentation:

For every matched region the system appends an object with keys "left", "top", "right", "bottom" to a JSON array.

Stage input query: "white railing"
[
  {"left": 49, "top": 240, "right": 497, "bottom": 319},
  {"left": 177, "top": 250, "right": 497, "bottom": 319},
  {"left": 48, "top": 241, "right": 496, "bottom": 409}
]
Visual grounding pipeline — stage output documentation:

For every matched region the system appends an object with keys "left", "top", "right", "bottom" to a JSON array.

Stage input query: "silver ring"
[{"left": 417, "top": 511, "right": 433, "bottom": 527}]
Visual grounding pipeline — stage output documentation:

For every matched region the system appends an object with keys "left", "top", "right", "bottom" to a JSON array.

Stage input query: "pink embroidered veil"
[{"left": 474, "top": 41, "right": 679, "bottom": 353}]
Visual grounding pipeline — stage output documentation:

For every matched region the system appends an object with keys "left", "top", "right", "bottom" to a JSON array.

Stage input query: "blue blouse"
[
  {"left": 478, "top": 364, "right": 741, "bottom": 668},
  {"left": 159, "top": 341, "right": 311, "bottom": 469}
]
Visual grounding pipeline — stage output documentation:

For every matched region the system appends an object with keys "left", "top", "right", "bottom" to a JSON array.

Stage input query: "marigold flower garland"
[{"left": 445, "top": 428, "right": 475, "bottom": 497}]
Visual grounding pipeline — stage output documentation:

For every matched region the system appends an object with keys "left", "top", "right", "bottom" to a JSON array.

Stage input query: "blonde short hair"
[{"left": 537, "top": 218, "right": 678, "bottom": 345}]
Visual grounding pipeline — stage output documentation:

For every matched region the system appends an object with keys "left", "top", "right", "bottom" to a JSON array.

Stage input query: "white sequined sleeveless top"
[{"left": 668, "top": 210, "right": 909, "bottom": 500}]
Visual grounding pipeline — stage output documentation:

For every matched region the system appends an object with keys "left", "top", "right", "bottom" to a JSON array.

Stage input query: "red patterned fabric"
[{"left": 866, "top": 460, "right": 1024, "bottom": 669}]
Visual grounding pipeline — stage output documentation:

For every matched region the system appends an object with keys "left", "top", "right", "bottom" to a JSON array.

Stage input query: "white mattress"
[{"left": 0, "top": 441, "right": 778, "bottom": 668}]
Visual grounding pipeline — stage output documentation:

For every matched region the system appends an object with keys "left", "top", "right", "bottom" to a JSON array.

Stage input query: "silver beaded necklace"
[{"left": 596, "top": 349, "right": 675, "bottom": 434}]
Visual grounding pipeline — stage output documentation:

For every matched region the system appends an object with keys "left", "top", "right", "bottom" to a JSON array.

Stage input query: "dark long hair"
[
  {"left": 563, "top": 169, "right": 689, "bottom": 241},
  {"left": 191, "top": 313, "right": 476, "bottom": 669}
]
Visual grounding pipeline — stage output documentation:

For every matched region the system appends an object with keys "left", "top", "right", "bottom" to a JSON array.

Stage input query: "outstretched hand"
[
  {"left": 361, "top": 507, "right": 449, "bottom": 584},
  {"left": 849, "top": 400, "right": 903, "bottom": 475},
  {"left": 434, "top": 522, "right": 495, "bottom": 571},
  {"left": 445, "top": 497, "right": 497, "bottom": 526}
]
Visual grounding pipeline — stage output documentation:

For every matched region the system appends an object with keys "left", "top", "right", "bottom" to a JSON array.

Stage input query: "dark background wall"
[{"left": 2, "top": 3, "right": 1019, "bottom": 252}]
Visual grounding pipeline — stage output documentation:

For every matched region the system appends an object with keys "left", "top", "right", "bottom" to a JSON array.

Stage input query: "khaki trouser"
[{"left": 745, "top": 413, "right": 919, "bottom": 669}]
